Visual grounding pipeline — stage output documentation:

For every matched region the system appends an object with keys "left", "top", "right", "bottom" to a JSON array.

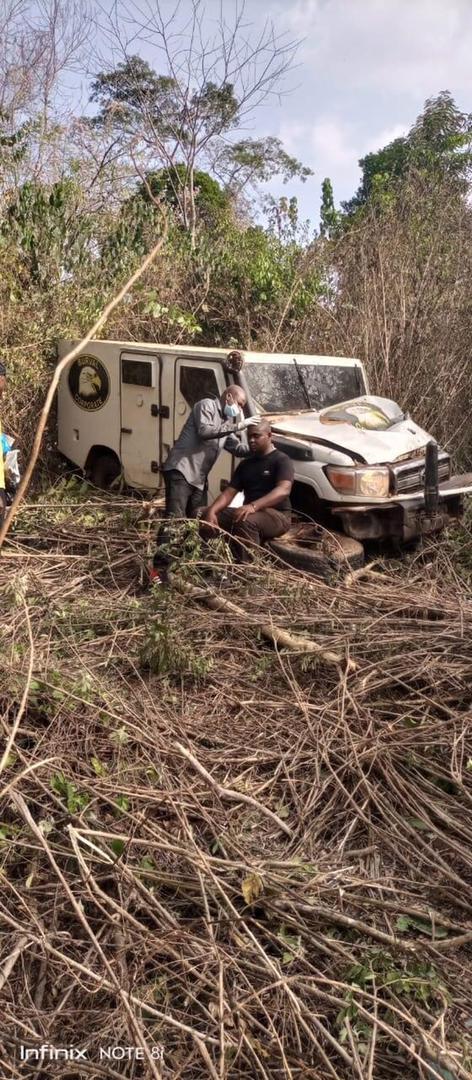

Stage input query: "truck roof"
[{"left": 58, "top": 339, "right": 362, "bottom": 368}]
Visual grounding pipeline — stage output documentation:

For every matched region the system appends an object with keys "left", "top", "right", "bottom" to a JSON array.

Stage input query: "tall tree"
[
  {"left": 88, "top": 0, "right": 310, "bottom": 245},
  {"left": 343, "top": 92, "right": 472, "bottom": 216},
  {"left": 0, "top": 0, "right": 89, "bottom": 196},
  {"left": 320, "top": 177, "right": 340, "bottom": 237}
]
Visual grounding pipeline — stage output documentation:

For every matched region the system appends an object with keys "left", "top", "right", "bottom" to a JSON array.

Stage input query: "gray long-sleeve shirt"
[{"left": 162, "top": 397, "right": 249, "bottom": 489}]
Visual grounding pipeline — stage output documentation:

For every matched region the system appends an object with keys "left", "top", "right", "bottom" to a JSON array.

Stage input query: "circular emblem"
[{"left": 68, "top": 355, "right": 110, "bottom": 411}]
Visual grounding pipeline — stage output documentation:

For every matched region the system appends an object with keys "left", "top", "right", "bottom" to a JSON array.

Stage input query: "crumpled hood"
[{"left": 269, "top": 396, "right": 432, "bottom": 465}]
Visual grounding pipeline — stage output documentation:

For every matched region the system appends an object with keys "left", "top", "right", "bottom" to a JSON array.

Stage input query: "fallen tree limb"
[
  {"left": 168, "top": 571, "right": 347, "bottom": 669},
  {"left": 345, "top": 561, "right": 381, "bottom": 586}
]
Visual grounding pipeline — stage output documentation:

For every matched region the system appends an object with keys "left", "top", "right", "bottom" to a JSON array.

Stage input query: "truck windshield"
[{"left": 245, "top": 363, "right": 364, "bottom": 414}]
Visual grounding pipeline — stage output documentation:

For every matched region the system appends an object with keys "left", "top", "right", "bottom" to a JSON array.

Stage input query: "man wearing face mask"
[{"left": 151, "top": 384, "right": 259, "bottom": 581}]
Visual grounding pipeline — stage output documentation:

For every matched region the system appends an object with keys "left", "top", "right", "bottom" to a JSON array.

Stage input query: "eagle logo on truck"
[{"left": 68, "top": 356, "right": 110, "bottom": 411}]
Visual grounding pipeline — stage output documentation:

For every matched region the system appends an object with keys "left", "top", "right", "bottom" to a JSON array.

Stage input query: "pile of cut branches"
[{"left": 1, "top": 490, "right": 471, "bottom": 1079}]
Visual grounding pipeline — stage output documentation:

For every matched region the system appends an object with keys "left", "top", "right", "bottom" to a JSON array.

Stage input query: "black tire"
[
  {"left": 88, "top": 452, "right": 121, "bottom": 490},
  {"left": 268, "top": 526, "right": 364, "bottom": 580}
]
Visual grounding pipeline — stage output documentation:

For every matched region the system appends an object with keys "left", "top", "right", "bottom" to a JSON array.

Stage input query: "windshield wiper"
[{"left": 293, "top": 357, "right": 312, "bottom": 410}]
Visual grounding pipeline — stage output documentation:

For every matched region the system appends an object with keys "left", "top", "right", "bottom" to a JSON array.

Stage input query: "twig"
[
  {"left": 175, "top": 742, "right": 294, "bottom": 838},
  {"left": 168, "top": 571, "right": 346, "bottom": 668},
  {"left": 0, "top": 595, "right": 34, "bottom": 776},
  {"left": 0, "top": 936, "right": 30, "bottom": 991}
]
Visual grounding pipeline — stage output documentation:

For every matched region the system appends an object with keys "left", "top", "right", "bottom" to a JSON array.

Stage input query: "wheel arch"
[{"left": 85, "top": 445, "right": 121, "bottom": 488}]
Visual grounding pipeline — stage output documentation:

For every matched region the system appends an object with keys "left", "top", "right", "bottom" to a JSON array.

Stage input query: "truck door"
[
  {"left": 120, "top": 352, "right": 161, "bottom": 489},
  {"left": 174, "top": 358, "right": 232, "bottom": 502}
]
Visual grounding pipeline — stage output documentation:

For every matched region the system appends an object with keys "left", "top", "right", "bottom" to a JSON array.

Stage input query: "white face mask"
[{"left": 224, "top": 402, "right": 240, "bottom": 418}]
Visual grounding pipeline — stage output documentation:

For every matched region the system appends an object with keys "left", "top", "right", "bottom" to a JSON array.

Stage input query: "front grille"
[{"left": 393, "top": 455, "right": 451, "bottom": 494}]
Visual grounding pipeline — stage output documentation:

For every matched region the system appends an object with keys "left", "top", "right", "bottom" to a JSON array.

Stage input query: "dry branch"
[
  {"left": 168, "top": 570, "right": 345, "bottom": 667},
  {"left": 175, "top": 741, "right": 294, "bottom": 839},
  {"left": 0, "top": 498, "right": 471, "bottom": 1077},
  {"left": 0, "top": 215, "right": 168, "bottom": 548}
]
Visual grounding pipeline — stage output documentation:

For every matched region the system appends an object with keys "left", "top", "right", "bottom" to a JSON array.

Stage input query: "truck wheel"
[
  {"left": 88, "top": 452, "right": 121, "bottom": 490},
  {"left": 267, "top": 525, "right": 364, "bottom": 580}
]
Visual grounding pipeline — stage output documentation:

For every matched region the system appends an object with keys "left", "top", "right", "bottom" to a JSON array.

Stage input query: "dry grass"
[{"left": 0, "top": 489, "right": 471, "bottom": 1079}]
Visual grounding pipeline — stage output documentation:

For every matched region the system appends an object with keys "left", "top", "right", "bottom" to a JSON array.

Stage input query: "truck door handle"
[
  {"left": 151, "top": 404, "right": 169, "bottom": 418},
  {"left": 121, "top": 427, "right": 132, "bottom": 434}
]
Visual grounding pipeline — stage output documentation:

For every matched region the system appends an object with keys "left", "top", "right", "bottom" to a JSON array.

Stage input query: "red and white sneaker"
[{"left": 149, "top": 566, "right": 164, "bottom": 586}]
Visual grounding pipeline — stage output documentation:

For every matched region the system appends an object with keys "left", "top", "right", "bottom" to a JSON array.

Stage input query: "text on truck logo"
[{"left": 68, "top": 356, "right": 110, "bottom": 411}]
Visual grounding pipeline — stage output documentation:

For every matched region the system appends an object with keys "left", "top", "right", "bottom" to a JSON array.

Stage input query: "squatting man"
[
  {"left": 201, "top": 420, "right": 294, "bottom": 562},
  {"left": 152, "top": 384, "right": 259, "bottom": 579}
]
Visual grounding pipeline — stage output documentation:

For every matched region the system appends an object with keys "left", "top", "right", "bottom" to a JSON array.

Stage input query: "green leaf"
[
  {"left": 91, "top": 756, "right": 107, "bottom": 776},
  {"left": 407, "top": 816, "right": 431, "bottom": 831},
  {"left": 277, "top": 924, "right": 302, "bottom": 962},
  {"left": 396, "top": 914, "right": 448, "bottom": 939},
  {"left": 110, "top": 726, "right": 130, "bottom": 746},
  {"left": 409, "top": 917, "right": 448, "bottom": 939},
  {"left": 396, "top": 915, "right": 411, "bottom": 932},
  {"left": 110, "top": 838, "right": 125, "bottom": 857},
  {"left": 140, "top": 855, "right": 155, "bottom": 873},
  {"left": 51, "top": 771, "right": 67, "bottom": 796}
]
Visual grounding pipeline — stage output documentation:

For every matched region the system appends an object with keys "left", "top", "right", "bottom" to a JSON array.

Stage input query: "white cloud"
[
  {"left": 363, "top": 123, "right": 408, "bottom": 156},
  {"left": 276, "top": 0, "right": 472, "bottom": 101},
  {"left": 277, "top": 115, "right": 409, "bottom": 207},
  {"left": 263, "top": 0, "right": 472, "bottom": 213},
  {"left": 310, "top": 119, "right": 356, "bottom": 168}
]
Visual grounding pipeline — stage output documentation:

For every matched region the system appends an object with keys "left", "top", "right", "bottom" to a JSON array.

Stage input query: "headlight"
[
  {"left": 358, "top": 469, "right": 390, "bottom": 496},
  {"left": 326, "top": 466, "right": 390, "bottom": 498}
]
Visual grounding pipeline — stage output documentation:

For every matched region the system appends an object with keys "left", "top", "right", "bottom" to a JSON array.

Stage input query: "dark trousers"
[
  {"left": 163, "top": 469, "right": 206, "bottom": 519},
  {"left": 212, "top": 507, "right": 291, "bottom": 563},
  {"left": 154, "top": 470, "right": 206, "bottom": 569}
]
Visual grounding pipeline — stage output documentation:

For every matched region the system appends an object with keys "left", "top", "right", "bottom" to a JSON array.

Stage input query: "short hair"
[
  {"left": 248, "top": 419, "right": 271, "bottom": 435},
  {"left": 226, "top": 383, "right": 246, "bottom": 405}
]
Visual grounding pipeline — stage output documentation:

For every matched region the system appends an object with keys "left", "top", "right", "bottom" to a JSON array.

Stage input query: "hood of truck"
[{"left": 269, "top": 396, "right": 432, "bottom": 465}]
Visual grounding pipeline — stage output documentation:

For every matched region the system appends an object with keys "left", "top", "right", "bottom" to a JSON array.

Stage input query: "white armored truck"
[{"left": 57, "top": 340, "right": 472, "bottom": 549}]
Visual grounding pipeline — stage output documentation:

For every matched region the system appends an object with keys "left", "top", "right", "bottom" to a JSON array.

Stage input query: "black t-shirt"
[{"left": 231, "top": 449, "right": 294, "bottom": 512}]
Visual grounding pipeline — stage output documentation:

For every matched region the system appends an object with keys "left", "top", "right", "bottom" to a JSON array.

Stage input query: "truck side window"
[
  {"left": 180, "top": 365, "right": 219, "bottom": 407},
  {"left": 122, "top": 358, "right": 154, "bottom": 387}
]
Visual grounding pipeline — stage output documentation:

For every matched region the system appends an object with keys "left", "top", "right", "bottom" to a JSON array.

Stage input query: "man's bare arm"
[{"left": 232, "top": 480, "right": 292, "bottom": 522}]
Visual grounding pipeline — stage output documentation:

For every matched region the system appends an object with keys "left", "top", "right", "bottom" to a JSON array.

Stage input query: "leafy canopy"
[
  {"left": 89, "top": 55, "right": 311, "bottom": 198},
  {"left": 343, "top": 92, "right": 472, "bottom": 215}
]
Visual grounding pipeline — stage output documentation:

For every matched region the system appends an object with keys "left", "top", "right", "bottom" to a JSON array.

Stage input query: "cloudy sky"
[
  {"left": 88, "top": 0, "right": 472, "bottom": 224},
  {"left": 259, "top": 0, "right": 472, "bottom": 220}
]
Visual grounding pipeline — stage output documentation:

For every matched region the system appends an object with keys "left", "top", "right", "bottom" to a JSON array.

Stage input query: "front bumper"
[{"left": 332, "top": 473, "right": 472, "bottom": 542}]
